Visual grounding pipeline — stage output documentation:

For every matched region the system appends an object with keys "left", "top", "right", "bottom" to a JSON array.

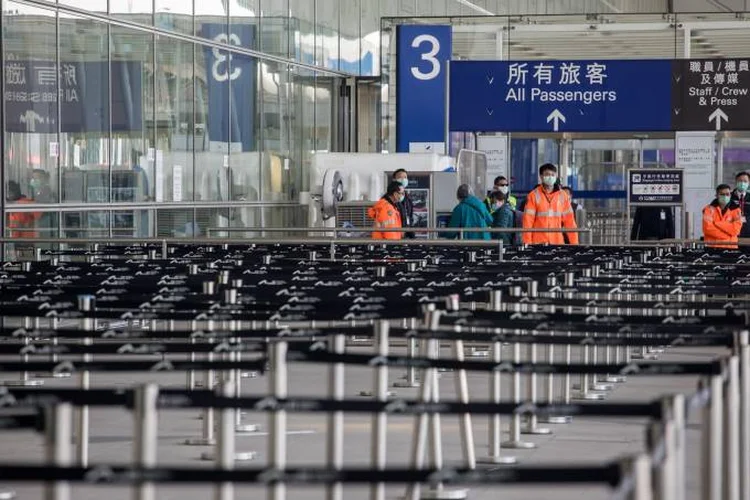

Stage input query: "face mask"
[
  {"left": 719, "top": 195, "right": 731, "bottom": 206},
  {"left": 495, "top": 202, "right": 504, "bottom": 209},
  {"left": 738, "top": 181, "right": 749, "bottom": 193},
  {"left": 498, "top": 186, "right": 509, "bottom": 195},
  {"left": 397, "top": 178, "right": 409, "bottom": 188},
  {"left": 29, "top": 179, "right": 40, "bottom": 190},
  {"left": 542, "top": 175, "right": 557, "bottom": 187},
  {"left": 395, "top": 194, "right": 404, "bottom": 203}
]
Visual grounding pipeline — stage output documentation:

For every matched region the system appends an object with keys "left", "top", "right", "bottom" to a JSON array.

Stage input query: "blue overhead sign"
[
  {"left": 396, "top": 25, "right": 452, "bottom": 152},
  {"left": 449, "top": 60, "right": 673, "bottom": 133}
]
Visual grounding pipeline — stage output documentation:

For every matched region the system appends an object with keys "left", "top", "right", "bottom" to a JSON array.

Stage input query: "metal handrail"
[
  {"left": 2, "top": 201, "right": 302, "bottom": 212},
  {"left": 205, "top": 226, "right": 591, "bottom": 235}
]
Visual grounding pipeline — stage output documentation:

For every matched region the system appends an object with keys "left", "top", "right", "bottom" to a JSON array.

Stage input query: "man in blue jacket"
[{"left": 447, "top": 184, "right": 493, "bottom": 240}]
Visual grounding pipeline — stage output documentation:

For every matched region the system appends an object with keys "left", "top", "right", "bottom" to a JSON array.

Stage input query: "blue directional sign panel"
[
  {"left": 450, "top": 60, "right": 674, "bottom": 133},
  {"left": 396, "top": 25, "right": 452, "bottom": 152}
]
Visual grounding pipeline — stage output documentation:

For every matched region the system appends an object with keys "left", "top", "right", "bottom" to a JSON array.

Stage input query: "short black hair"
[
  {"left": 386, "top": 181, "right": 403, "bottom": 196},
  {"left": 493, "top": 176, "right": 507, "bottom": 185},
  {"left": 717, "top": 184, "right": 732, "bottom": 193},
  {"left": 491, "top": 191, "right": 507, "bottom": 202},
  {"left": 736, "top": 171, "right": 750, "bottom": 181},
  {"left": 539, "top": 163, "right": 557, "bottom": 176},
  {"left": 393, "top": 169, "right": 407, "bottom": 178},
  {"left": 562, "top": 186, "right": 572, "bottom": 193}
]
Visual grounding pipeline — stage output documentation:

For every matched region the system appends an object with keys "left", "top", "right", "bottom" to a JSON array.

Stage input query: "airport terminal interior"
[{"left": 3, "top": 0, "right": 750, "bottom": 499}]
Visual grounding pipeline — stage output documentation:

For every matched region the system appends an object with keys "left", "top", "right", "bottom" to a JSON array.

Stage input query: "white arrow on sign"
[
  {"left": 486, "top": 75, "right": 495, "bottom": 85},
  {"left": 486, "top": 108, "right": 494, "bottom": 116},
  {"left": 708, "top": 108, "right": 729, "bottom": 131},
  {"left": 546, "top": 109, "right": 566, "bottom": 131}
]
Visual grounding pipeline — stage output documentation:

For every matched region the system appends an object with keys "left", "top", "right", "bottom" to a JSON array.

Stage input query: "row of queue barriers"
[{"left": 0, "top": 237, "right": 748, "bottom": 500}]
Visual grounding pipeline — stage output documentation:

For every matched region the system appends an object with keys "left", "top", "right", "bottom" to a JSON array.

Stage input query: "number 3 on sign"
[{"left": 410, "top": 34, "right": 441, "bottom": 81}]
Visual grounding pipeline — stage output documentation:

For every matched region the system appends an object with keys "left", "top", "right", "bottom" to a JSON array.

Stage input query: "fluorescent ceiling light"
[{"left": 454, "top": 0, "right": 494, "bottom": 16}]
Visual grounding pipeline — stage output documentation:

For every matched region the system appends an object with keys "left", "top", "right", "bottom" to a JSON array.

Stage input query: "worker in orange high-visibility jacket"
[
  {"left": 703, "top": 183, "right": 743, "bottom": 249},
  {"left": 367, "top": 181, "right": 405, "bottom": 240},
  {"left": 522, "top": 163, "right": 578, "bottom": 245}
]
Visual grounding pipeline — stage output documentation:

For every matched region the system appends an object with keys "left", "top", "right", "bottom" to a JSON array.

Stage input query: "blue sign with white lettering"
[
  {"left": 4, "top": 61, "right": 142, "bottom": 133},
  {"left": 201, "top": 23, "right": 256, "bottom": 152},
  {"left": 450, "top": 60, "right": 673, "bottom": 133},
  {"left": 396, "top": 25, "right": 452, "bottom": 152}
]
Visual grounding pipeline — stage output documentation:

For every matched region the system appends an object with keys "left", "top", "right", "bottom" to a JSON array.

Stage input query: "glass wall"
[{"left": 2, "top": 0, "right": 359, "bottom": 243}]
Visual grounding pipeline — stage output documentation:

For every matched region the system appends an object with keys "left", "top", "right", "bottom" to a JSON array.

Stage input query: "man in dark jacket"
[
  {"left": 392, "top": 169, "right": 415, "bottom": 238},
  {"left": 489, "top": 191, "right": 515, "bottom": 246},
  {"left": 731, "top": 171, "right": 750, "bottom": 239},
  {"left": 630, "top": 206, "right": 675, "bottom": 241},
  {"left": 448, "top": 184, "right": 493, "bottom": 240}
]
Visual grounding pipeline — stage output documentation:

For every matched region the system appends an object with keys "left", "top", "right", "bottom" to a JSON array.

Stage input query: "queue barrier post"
[
  {"left": 370, "top": 320, "right": 390, "bottom": 500},
  {"left": 269, "top": 340, "right": 288, "bottom": 500},
  {"left": 45, "top": 403, "right": 73, "bottom": 500},
  {"left": 133, "top": 384, "right": 159, "bottom": 500}
]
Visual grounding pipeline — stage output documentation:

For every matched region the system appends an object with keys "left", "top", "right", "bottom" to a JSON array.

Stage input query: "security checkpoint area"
[{"left": 5, "top": 2, "right": 750, "bottom": 500}]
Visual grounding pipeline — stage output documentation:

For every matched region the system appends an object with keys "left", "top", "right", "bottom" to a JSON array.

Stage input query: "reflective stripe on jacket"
[
  {"left": 521, "top": 185, "right": 578, "bottom": 245},
  {"left": 703, "top": 201, "right": 742, "bottom": 249},
  {"left": 367, "top": 197, "right": 403, "bottom": 240}
]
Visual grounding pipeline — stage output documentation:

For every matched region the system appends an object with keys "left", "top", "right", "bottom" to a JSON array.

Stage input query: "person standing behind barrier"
[
  {"left": 630, "top": 206, "right": 675, "bottom": 241},
  {"left": 484, "top": 176, "right": 517, "bottom": 212},
  {"left": 489, "top": 191, "right": 515, "bottom": 246},
  {"left": 522, "top": 164, "right": 578, "bottom": 245},
  {"left": 6, "top": 181, "right": 39, "bottom": 239},
  {"left": 392, "top": 169, "right": 415, "bottom": 239},
  {"left": 731, "top": 171, "right": 750, "bottom": 241},
  {"left": 447, "top": 184, "right": 493, "bottom": 240},
  {"left": 367, "top": 181, "right": 404, "bottom": 240},
  {"left": 703, "top": 184, "right": 742, "bottom": 249}
]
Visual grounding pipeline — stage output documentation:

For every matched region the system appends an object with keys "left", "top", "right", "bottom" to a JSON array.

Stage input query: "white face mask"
[{"left": 498, "top": 186, "right": 509, "bottom": 195}]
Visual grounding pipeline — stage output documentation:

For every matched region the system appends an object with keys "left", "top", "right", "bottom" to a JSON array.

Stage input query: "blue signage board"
[
  {"left": 450, "top": 60, "right": 673, "bottom": 133},
  {"left": 396, "top": 25, "right": 452, "bottom": 152},
  {"left": 201, "top": 23, "right": 256, "bottom": 152},
  {"left": 4, "top": 61, "right": 142, "bottom": 133}
]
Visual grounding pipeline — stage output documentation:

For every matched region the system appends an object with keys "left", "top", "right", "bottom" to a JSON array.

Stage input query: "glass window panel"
[
  {"left": 153, "top": 36, "right": 196, "bottom": 240},
  {"left": 109, "top": 0, "right": 153, "bottom": 24},
  {"left": 3, "top": 1, "right": 60, "bottom": 243},
  {"left": 230, "top": 0, "right": 258, "bottom": 50},
  {"left": 316, "top": 0, "right": 339, "bottom": 70},
  {"left": 339, "top": 0, "right": 361, "bottom": 74},
  {"left": 110, "top": 26, "right": 154, "bottom": 237},
  {"left": 361, "top": 0, "right": 379, "bottom": 76},
  {"left": 195, "top": 39, "right": 229, "bottom": 204},
  {"left": 58, "top": 0, "right": 107, "bottom": 12},
  {"left": 259, "top": 0, "right": 289, "bottom": 58},
  {"left": 260, "top": 61, "right": 289, "bottom": 201},
  {"left": 196, "top": 0, "right": 227, "bottom": 44},
  {"left": 289, "top": 0, "right": 314, "bottom": 65},
  {"left": 155, "top": 0, "right": 194, "bottom": 35}
]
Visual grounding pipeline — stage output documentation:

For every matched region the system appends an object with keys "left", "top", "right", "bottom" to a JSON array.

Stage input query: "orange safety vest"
[
  {"left": 702, "top": 202, "right": 742, "bottom": 249},
  {"left": 367, "top": 197, "right": 403, "bottom": 240},
  {"left": 522, "top": 185, "right": 578, "bottom": 245},
  {"left": 6, "top": 197, "right": 39, "bottom": 239}
]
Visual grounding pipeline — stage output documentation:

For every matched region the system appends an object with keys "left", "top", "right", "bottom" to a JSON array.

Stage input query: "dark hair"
[
  {"left": 393, "top": 169, "right": 407, "bottom": 178},
  {"left": 539, "top": 163, "right": 557, "bottom": 176},
  {"left": 717, "top": 183, "right": 732, "bottom": 193},
  {"left": 457, "top": 184, "right": 472, "bottom": 200},
  {"left": 6, "top": 181, "right": 22, "bottom": 201},
  {"left": 493, "top": 176, "right": 507, "bottom": 185},
  {"left": 491, "top": 191, "right": 507, "bottom": 202},
  {"left": 562, "top": 186, "right": 573, "bottom": 194},
  {"left": 386, "top": 181, "right": 403, "bottom": 197},
  {"left": 736, "top": 172, "right": 750, "bottom": 181}
]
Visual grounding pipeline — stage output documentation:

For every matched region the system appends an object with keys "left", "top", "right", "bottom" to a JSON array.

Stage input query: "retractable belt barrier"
[{"left": 1, "top": 242, "right": 750, "bottom": 500}]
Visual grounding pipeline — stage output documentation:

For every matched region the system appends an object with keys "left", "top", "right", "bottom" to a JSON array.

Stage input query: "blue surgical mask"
[
  {"left": 738, "top": 181, "right": 749, "bottom": 193},
  {"left": 719, "top": 194, "right": 731, "bottom": 206},
  {"left": 542, "top": 175, "right": 557, "bottom": 187},
  {"left": 397, "top": 178, "right": 409, "bottom": 188}
]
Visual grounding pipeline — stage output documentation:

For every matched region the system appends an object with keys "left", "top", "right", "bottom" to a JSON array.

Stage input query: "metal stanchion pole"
[
  {"left": 133, "top": 384, "right": 159, "bottom": 500},
  {"left": 702, "top": 373, "right": 724, "bottom": 500},
  {"left": 738, "top": 331, "right": 750, "bottom": 500},
  {"left": 725, "top": 356, "right": 740, "bottom": 500},
  {"left": 215, "top": 378, "right": 236, "bottom": 500},
  {"left": 327, "top": 333, "right": 345, "bottom": 500},
  {"left": 671, "top": 394, "right": 686, "bottom": 500},
  {"left": 622, "top": 454, "right": 654, "bottom": 500},
  {"left": 370, "top": 321, "right": 389, "bottom": 500},
  {"left": 269, "top": 341, "right": 288, "bottom": 500},
  {"left": 185, "top": 352, "right": 216, "bottom": 446},
  {"left": 45, "top": 403, "right": 73, "bottom": 500},
  {"left": 502, "top": 339, "right": 535, "bottom": 450}
]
